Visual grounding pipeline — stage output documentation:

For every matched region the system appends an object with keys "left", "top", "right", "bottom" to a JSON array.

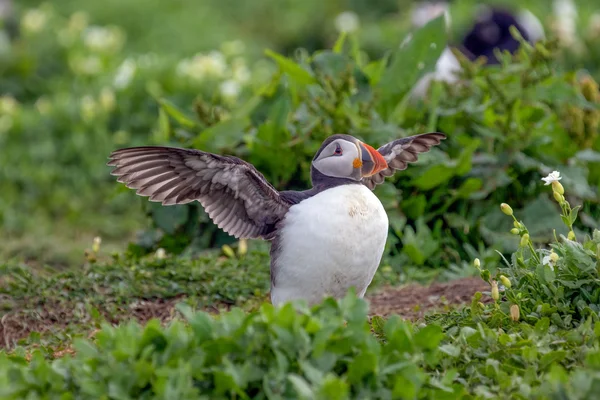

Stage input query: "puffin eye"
[{"left": 333, "top": 144, "right": 343, "bottom": 156}]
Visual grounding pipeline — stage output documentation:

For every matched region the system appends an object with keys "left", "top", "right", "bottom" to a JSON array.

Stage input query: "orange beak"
[{"left": 358, "top": 142, "right": 388, "bottom": 177}]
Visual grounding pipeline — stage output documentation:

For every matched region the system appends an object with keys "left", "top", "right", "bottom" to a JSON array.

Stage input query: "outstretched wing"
[
  {"left": 107, "top": 146, "right": 290, "bottom": 239},
  {"left": 362, "top": 132, "right": 446, "bottom": 190}
]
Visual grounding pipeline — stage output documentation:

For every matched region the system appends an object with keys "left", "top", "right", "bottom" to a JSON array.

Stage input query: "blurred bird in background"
[{"left": 410, "top": 0, "right": 546, "bottom": 98}]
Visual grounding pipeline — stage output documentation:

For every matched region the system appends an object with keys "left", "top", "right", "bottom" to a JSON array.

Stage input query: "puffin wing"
[
  {"left": 362, "top": 132, "right": 446, "bottom": 190},
  {"left": 107, "top": 146, "right": 290, "bottom": 239}
]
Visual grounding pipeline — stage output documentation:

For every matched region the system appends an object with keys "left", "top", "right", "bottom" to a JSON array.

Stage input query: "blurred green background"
[{"left": 1, "top": 0, "right": 599, "bottom": 273}]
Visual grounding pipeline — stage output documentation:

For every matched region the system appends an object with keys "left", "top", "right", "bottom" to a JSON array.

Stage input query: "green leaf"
[
  {"left": 318, "top": 375, "right": 349, "bottom": 400},
  {"left": 333, "top": 32, "right": 347, "bottom": 54},
  {"left": 456, "top": 178, "right": 483, "bottom": 198},
  {"left": 158, "top": 98, "right": 197, "bottom": 128},
  {"left": 151, "top": 203, "right": 189, "bottom": 235},
  {"left": 378, "top": 15, "right": 446, "bottom": 109},
  {"left": 413, "top": 164, "right": 455, "bottom": 190},
  {"left": 265, "top": 49, "right": 316, "bottom": 85},
  {"left": 414, "top": 324, "right": 444, "bottom": 350},
  {"left": 192, "top": 117, "right": 248, "bottom": 153},
  {"left": 347, "top": 352, "right": 378, "bottom": 382},
  {"left": 534, "top": 317, "right": 550, "bottom": 335},
  {"left": 288, "top": 374, "right": 314, "bottom": 399},
  {"left": 540, "top": 350, "right": 567, "bottom": 370}
]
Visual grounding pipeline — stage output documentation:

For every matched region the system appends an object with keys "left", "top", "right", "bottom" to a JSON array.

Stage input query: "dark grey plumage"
[
  {"left": 107, "top": 146, "right": 290, "bottom": 239},
  {"left": 362, "top": 132, "right": 446, "bottom": 189}
]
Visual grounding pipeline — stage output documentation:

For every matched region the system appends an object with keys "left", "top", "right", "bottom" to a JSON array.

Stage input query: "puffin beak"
[{"left": 358, "top": 142, "right": 388, "bottom": 177}]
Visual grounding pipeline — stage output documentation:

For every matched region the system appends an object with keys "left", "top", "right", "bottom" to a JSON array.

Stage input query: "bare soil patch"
[
  {"left": 366, "top": 276, "right": 489, "bottom": 320},
  {"left": 1, "top": 277, "right": 488, "bottom": 353}
]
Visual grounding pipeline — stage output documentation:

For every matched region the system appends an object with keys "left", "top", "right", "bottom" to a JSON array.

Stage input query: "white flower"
[
  {"left": 220, "top": 80, "right": 241, "bottom": 101},
  {"left": 155, "top": 248, "right": 166, "bottom": 259},
  {"left": 541, "top": 171, "right": 562, "bottom": 185},
  {"left": 113, "top": 59, "right": 137, "bottom": 89},
  {"left": 542, "top": 250, "right": 559, "bottom": 270},
  {"left": 83, "top": 26, "right": 123, "bottom": 52},
  {"left": 22, "top": 9, "right": 47, "bottom": 34},
  {"left": 411, "top": 2, "right": 450, "bottom": 28},
  {"left": 542, "top": 255, "right": 555, "bottom": 270},
  {"left": 553, "top": 0, "right": 578, "bottom": 46},
  {"left": 334, "top": 11, "right": 359, "bottom": 33},
  {"left": 176, "top": 51, "right": 227, "bottom": 81}
]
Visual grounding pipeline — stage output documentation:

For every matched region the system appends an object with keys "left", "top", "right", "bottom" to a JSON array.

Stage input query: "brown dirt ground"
[{"left": 1, "top": 277, "right": 488, "bottom": 357}]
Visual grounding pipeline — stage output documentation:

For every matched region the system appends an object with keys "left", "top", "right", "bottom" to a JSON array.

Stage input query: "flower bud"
[
  {"left": 568, "top": 231, "right": 576, "bottom": 240},
  {"left": 501, "top": 203, "right": 513, "bottom": 216},
  {"left": 552, "top": 181, "right": 565, "bottom": 195},
  {"left": 238, "top": 239, "right": 247, "bottom": 256},
  {"left": 474, "top": 258, "right": 481, "bottom": 268},
  {"left": 520, "top": 233, "right": 530, "bottom": 247},
  {"left": 513, "top": 221, "right": 520, "bottom": 229},
  {"left": 550, "top": 251, "right": 559, "bottom": 263},
  {"left": 491, "top": 280, "right": 499, "bottom": 301},
  {"left": 510, "top": 304, "right": 520, "bottom": 321},
  {"left": 222, "top": 245, "right": 235, "bottom": 258},
  {"left": 510, "top": 228, "right": 519, "bottom": 235},
  {"left": 553, "top": 191, "right": 564, "bottom": 203},
  {"left": 499, "top": 275, "right": 512, "bottom": 289},
  {"left": 92, "top": 236, "right": 102, "bottom": 253}
]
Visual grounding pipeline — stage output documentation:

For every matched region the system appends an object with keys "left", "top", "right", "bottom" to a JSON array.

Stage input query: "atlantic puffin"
[
  {"left": 410, "top": 1, "right": 545, "bottom": 98},
  {"left": 107, "top": 132, "right": 446, "bottom": 305}
]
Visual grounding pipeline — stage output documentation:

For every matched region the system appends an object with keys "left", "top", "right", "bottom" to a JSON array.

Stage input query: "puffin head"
[{"left": 311, "top": 134, "right": 388, "bottom": 186}]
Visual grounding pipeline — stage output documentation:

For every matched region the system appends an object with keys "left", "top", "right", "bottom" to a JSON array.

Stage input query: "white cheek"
[{"left": 313, "top": 157, "right": 353, "bottom": 178}]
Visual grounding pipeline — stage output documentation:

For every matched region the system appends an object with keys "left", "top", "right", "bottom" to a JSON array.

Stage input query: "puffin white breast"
[{"left": 271, "top": 184, "right": 389, "bottom": 306}]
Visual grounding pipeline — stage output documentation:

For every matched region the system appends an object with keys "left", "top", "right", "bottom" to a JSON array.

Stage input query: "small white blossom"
[
  {"left": 411, "top": 2, "right": 450, "bottom": 28},
  {"left": 177, "top": 51, "right": 227, "bottom": 81},
  {"left": 22, "top": 8, "right": 47, "bottom": 34},
  {"left": 334, "top": 11, "right": 360, "bottom": 33},
  {"left": 542, "top": 255, "right": 555, "bottom": 270},
  {"left": 553, "top": 0, "right": 578, "bottom": 46},
  {"left": 83, "top": 26, "right": 124, "bottom": 52},
  {"left": 155, "top": 248, "right": 166, "bottom": 259},
  {"left": 541, "top": 171, "right": 562, "bottom": 185},
  {"left": 113, "top": 59, "right": 137, "bottom": 89},
  {"left": 220, "top": 80, "right": 241, "bottom": 101}
]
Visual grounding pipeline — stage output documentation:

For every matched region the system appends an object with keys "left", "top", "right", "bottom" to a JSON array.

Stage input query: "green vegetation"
[{"left": 2, "top": 181, "right": 600, "bottom": 398}]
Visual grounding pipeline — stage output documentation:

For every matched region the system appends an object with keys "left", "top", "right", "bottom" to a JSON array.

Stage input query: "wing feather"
[
  {"left": 108, "top": 146, "right": 290, "bottom": 239},
  {"left": 362, "top": 132, "right": 446, "bottom": 190}
]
